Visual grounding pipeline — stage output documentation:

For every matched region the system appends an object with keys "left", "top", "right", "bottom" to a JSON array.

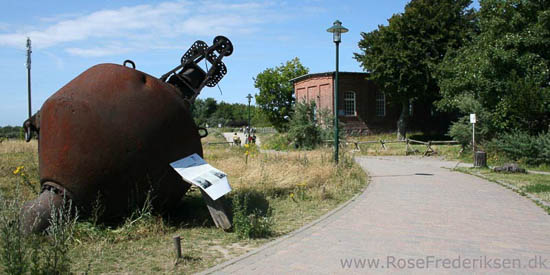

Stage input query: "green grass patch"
[
  {"left": 523, "top": 184, "right": 550, "bottom": 193},
  {"left": 455, "top": 167, "right": 550, "bottom": 209}
]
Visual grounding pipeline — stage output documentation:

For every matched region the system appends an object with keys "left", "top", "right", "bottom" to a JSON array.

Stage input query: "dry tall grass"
[
  {"left": 0, "top": 140, "right": 39, "bottom": 200},
  {"left": 207, "top": 146, "right": 359, "bottom": 200},
  {"left": 0, "top": 138, "right": 367, "bottom": 273},
  {"left": 0, "top": 139, "right": 37, "bottom": 154}
]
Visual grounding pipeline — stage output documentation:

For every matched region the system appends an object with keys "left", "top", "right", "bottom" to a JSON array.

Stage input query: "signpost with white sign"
[
  {"left": 170, "top": 153, "right": 232, "bottom": 229},
  {"left": 170, "top": 153, "right": 231, "bottom": 200},
  {"left": 470, "top": 114, "right": 476, "bottom": 152}
]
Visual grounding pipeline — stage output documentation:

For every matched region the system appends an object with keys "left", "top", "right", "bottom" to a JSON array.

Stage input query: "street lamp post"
[
  {"left": 327, "top": 20, "right": 348, "bottom": 164},
  {"left": 246, "top": 93, "right": 253, "bottom": 143}
]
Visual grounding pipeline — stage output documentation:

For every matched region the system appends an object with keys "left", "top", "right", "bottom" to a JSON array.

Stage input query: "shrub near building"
[{"left": 288, "top": 102, "right": 322, "bottom": 149}]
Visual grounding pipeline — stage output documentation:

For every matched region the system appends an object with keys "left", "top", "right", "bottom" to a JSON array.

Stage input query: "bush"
[
  {"left": 317, "top": 107, "right": 336, "bottom": 142},
  {"left": 261, "top": 133, "right": 291, "bottom": 151},
  {"left": 489, "top": 130, "right": 550, "bottom": 165},
  {"left": 41, "top": 197, "right": 78, "bottom": 274},
  {"left": 0, "top": 195, "right": 28, "bottom": 274},
  {"left": 288, "top": 102, "right": 322, "bottom": 149},
  {"left": 0, "top": 191, "right": 77, "bottom": 275},
  {"left": 0, "top": 126, "right": 24, "bottom": 139},
  {"left": 232, "top": 192, "right": 272, "bottom": 239},
  {"left": 539, "top": 133, "right": 550, "bottom": 163},
  {"left": 448, "top": 112, "right": 491, "bottom": 149},
  {"left": 448, "top": 118, "right": 472, "bottom": 148}
]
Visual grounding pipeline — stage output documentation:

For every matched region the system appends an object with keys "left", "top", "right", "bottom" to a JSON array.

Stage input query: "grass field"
[{"left": 0, "top": 133, "right": 366, "bottom": 274}]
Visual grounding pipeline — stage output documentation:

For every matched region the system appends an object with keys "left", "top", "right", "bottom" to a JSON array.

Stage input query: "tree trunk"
[{"left": 397, "top": 99, "right": 410, "bottom": 141}]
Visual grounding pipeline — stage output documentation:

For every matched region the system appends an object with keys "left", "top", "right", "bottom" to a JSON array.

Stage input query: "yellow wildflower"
[
  {"left": 13, "top": 166, "right": 23, "bottom": 175},
  {"left": 244, "top": 144, "right": 249, "bottom": 149},
  {"left": 289, "top": 193, "right": 294, "bottom": 198}
]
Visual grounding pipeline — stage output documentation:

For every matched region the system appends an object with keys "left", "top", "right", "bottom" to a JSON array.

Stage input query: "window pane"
[
  {"left": 375, "top": 91, "right": 385, "bottom": 117},
  {"left": 344, "top": 91, "right": 355, "bottom": 116}
]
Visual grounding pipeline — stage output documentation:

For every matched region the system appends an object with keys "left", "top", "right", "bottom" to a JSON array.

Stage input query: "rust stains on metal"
[{"left": 21, "top": 36, "right": 233, "bottom": 233}]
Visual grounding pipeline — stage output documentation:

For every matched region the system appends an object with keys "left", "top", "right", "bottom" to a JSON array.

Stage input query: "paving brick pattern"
[{"left": 202, "top": 156, "right": 550, "bottom": 274}]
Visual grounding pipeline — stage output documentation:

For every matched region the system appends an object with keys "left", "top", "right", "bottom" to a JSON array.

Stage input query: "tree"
[
  {"left": 191, "top": 98, "right": 271, "bottom": 127},
  {"left": 190, "top": 98, "right": 218, "bottom": 126},
  {"left": 254, "top": 58, "right": 309, "bottom": 132},
  {"left": 438, "top": 0, "right": 550, "bottom": 140},
  {"left": 355, "top": 0, "right": 476, "bottom": 139},
  {"left": 0, "top": 126, "right": 24, "bottom": 139}
]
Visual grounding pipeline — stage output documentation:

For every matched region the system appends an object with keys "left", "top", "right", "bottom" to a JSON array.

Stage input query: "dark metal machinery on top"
[
  {"left": 160, "top": 35, "right": 233, "bottom": 103},
  {"left": 20, "top": 36, "right": 234, "bottom": 233}
]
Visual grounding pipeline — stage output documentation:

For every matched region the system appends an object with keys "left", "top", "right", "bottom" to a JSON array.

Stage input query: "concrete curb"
[
  {"left": 453, "top": 160, "right": 550, "bottom": 175},
  {"left": 451, "top": 161, "right": 550, "bottom": 210}
]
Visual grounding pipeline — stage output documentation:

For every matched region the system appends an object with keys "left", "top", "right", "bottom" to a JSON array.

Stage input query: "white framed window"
[
  {"left": 343, "top": 91, "right": 356, "bottom": 116},
  {"left": 375, "top": 91, "right": 386, "bottom": 117}
]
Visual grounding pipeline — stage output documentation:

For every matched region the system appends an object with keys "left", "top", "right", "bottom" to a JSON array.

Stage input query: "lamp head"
[{"left": 326, "top": 20, "right": 348, "bottom": 43}]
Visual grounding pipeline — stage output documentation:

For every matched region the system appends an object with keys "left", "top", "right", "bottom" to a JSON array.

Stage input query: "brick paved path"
[{"left": 201, "top": 156, "right": 550, "bottom": 274}]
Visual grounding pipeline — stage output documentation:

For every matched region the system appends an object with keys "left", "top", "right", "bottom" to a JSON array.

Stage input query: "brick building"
[{"left": 291, "top": 72, "right": 400, "bottom": 135}]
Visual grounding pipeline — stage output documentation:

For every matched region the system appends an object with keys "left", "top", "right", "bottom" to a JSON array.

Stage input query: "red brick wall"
[
  {"left": 294, "top": 73, "right": 400, "bottom": 134},
  {"left": 294, "top": 75, "right": 333, "bottom": 114}
]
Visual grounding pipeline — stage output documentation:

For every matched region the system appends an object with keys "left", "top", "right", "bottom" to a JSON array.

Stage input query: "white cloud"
[
  {"left": 0, "top": 0, "right": 285, "bottom": 57},
  {"left": 65, "top": 46, "right": 132, "bottom": 57},
  {"left": 39, "top": 12, "right": 87, "bottom": 23}
]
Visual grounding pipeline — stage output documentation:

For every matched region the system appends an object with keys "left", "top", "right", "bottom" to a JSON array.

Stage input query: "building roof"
[{"left": 290, "top": 71, "right": 370, "bottom": 83}]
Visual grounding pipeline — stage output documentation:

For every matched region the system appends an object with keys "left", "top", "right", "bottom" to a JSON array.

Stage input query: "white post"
[
  {"left": 472, "top": 123, "right": 475, "bottom": 152},
  {"left": 470, "top": 114, "right": 476, "bottom": 152}
]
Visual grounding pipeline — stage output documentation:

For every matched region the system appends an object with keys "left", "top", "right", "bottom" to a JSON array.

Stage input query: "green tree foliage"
[
  {"left": 355, "top": 0, "right": 476, "bottom": 139},
  {"left": 288, "top": 102, "right": 322, "bottom": 149},
  {"left": 191, "top": 98, "right": 218, "bottom": 126},
  {"left": 0, "top": 126, "right": 23, "bottom": 139},
  {"left": 438, "top": 0, "right": 550, "bottom": 139},
  {"left": 191, "top": 98, "right": 270, "bottom": 127},
  {"left": 488, "top": 130, "right": 550, "bottom": 165},
  {"left": 254, "top": 58, "right": 309, "bottom": 132}
]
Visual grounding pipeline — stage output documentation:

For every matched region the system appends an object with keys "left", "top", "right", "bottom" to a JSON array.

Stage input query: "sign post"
[
  {"left": 470, "top": 114, "right": 476, "bottom": 152},
  {"left": 170, "top": 154, "right": 232, "bottom": 230}
]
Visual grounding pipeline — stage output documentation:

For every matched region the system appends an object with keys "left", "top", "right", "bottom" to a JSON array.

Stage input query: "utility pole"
[{"left": 26, "top": 37, "right": 32, "bottom": 119}]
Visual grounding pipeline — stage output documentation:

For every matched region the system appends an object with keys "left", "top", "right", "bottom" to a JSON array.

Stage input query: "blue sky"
[{"left": 0, "top": 0, "right": 478, "bottom": 126}]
